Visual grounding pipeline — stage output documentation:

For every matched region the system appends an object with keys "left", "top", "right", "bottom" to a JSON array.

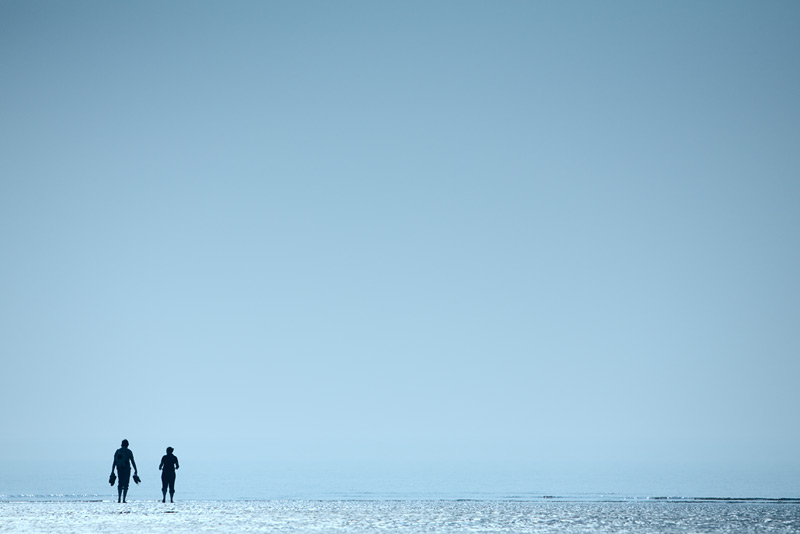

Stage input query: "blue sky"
[{"left": 1, "top": 1, "right": 799, "bottom": 494}]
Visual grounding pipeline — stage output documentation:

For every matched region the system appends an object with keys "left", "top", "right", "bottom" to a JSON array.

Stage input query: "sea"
[{"left": 2, "top": 464, "right": 799, "bottom": 533}]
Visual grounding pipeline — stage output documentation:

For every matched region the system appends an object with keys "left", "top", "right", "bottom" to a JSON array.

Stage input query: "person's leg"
[
  {"left": 118, "top": 469, "right": 130, "bottom": 503},
  {"left": 169, "top": 476, "right": 175, "bottom": 502},
  {"left": 117, "top": 484, "right": 122, "bottom": 503},
  {"left": 161, "top": 474, "right": 168, "bottom": 503}
]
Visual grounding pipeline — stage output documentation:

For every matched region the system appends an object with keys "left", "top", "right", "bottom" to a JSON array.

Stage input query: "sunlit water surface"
[{"left": 2, "top": 500, "right": 800, "bottom": 534}]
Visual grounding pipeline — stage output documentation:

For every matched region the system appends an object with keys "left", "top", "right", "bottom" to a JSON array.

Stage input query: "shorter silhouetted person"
[
  {"left": 159, "top": 446, "right": 179, "bottom": 503},
  {"left": 111, "top": 439, "right": 138, "bottom": 503}
]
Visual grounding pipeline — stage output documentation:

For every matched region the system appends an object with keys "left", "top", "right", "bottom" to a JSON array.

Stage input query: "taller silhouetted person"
[
  {"left": 111, "top": 439, "right": 138, "bottom": 503},
  {"left": 159, "top": 446, "right": 180, "bottom": 503}
]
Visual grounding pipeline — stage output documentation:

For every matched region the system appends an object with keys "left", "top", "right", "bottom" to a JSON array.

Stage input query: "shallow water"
[{"left": 2, "top": 500, "right": 799, "bottom": 533}]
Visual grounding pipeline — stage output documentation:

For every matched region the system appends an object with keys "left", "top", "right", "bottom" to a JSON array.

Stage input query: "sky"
[{"left": 1, "top": 1, "right": 799, "bottom": 495}]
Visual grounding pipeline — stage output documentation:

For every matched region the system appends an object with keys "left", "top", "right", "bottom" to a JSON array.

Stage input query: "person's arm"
[
  {"left": 159, "top": 456, "right": 164, "bottom": 471},
  {"left": 111, "top": 457, "right": 116, "bottom": 475},
  {"left": 130, "top": 452, "right": 138, "bottom": 474},
  {"left": 175, "top": 456, "right": 179, "bottom": 470}
]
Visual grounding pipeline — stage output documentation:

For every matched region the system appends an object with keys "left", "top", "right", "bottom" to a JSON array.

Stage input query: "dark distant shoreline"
[{"left": 3, "top": 494, "right": 800, "bottom": 504}]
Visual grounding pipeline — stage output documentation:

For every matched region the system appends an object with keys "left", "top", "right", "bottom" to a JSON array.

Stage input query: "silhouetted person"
[
  {"left": 159, "top": 446, "right": 179, "bottom": 503},
  {"left": 111, "top": 439, "right": 138, "bottom": 503}
]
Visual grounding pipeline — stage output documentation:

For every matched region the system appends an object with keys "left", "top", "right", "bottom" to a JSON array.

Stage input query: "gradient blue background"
[{"left": 1, "top": 1, "right": 799, "bottom": 497}]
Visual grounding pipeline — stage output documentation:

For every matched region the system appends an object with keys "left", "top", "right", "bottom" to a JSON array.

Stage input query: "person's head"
[
  {"left": 166, "top": 447, "right": 174, "bottom": 454},
  {"left": 121, "top": 439, "right": 129, "bottom": 448}
]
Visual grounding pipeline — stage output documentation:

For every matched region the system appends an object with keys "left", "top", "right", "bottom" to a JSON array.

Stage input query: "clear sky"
[{"left": 1, "top": 1, "right": 799, "bottom": 494}]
